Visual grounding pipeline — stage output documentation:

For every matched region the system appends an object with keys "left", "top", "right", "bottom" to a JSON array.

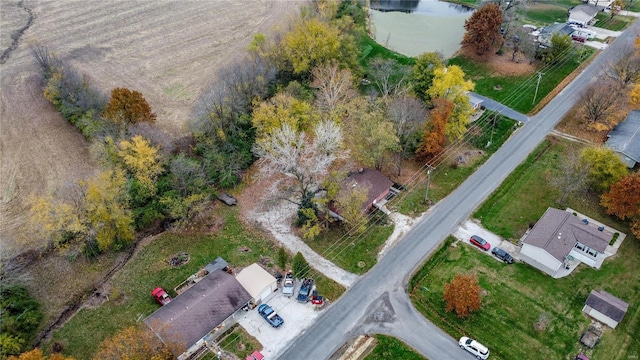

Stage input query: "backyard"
[{"left": 410, "top": 137, "right": 639, "bottom": 360}]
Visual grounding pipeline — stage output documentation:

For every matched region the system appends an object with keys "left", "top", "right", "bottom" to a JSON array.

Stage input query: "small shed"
[
  {"left": 582, "top": 290, "right": 629, "bottom": 328},
  {"left": 236, "top": 263, "right": 278, "bottom": 304}
]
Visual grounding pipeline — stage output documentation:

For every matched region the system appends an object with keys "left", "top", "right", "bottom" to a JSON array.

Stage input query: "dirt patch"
[
  {"left": 167, "top": 252, "right": 190, "bottom": 267},
  {"left": 458, "top": 47, "right": 535, "bottom": 77}
]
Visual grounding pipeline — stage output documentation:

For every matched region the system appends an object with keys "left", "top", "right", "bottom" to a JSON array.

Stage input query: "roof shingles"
[
  {"left": 144, "top": 270, "right": 251, "bottom": 354},
  {"left": 585, "top": 290, "right": 629, "bottom": 323}
]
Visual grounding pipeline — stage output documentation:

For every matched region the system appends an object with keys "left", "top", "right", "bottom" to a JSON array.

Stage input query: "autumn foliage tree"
[
  {"left": 103, "top": 88, "right": 156, "bottom": 127},
  {"left": 600, "top": 173, "right": 640, "bottom": 238},
  {"left": 118, "top": 135, "right": 164, "bottom": 194},
  {"left": 8, "top": 349, "right": 75, "bottom": 360},
  {"left": 579, "top": 79, "right": 621, "bottom": 131},
  {"left": 462, "top": 3, "right": 503, "bottom": 56},
  {"left": 427, "top": 65, "right": 475, "bottom": 140},
  {"left": 92, "top": 326, "right": 172, "bottom": 360},
  {"left": 580, "top": 147, "right": 628, "bottom": 192},
  {"left": 412, "top": 52, "right": 444, "bottom": 104},
  {"left": 416, "top": 97, "right": 453, "bottom": 161},
  {"left": 443, "top": 273, "right": 482, "bottom": 318}
]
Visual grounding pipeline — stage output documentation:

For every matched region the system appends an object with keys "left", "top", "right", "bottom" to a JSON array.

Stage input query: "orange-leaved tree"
[
  {"left": 92, "top": 326, "right": 172, "bottom": 360},
  {"left": 443, "top": 273, "right": 482, "bottom": 318},
  {"left": 416, "top": 97, "right": 453, "bottom": 161},
  {"left": 600, "top": 173, "right": 640, "bottom": 239},
  {"left": 462, "top": 3, "right": 503, "bottom": 56},
  {"left": 103, "top": 88, "right": 156, "bottom": 126},
  {"left": 8, "top": 349, "right": 75, "bottom": 360}
]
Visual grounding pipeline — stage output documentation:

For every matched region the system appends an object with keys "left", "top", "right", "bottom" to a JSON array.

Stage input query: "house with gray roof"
[
  {"left": 605, "top": 110, "right": 640, "bottom": 168},
  {"left": 537, "top": 22, "right": 575, "bottom": 47},
  {"left": 582, "top": 290, "right": 628, "bottom": 328},
  {"left": 145, "top": 269, "right": 252, "bottom": 357},
  {"left": 520, "top": 208, "right": 612, "bottom": 278},
  {"left": 568, "top": 5, "right": 599, "bottom": 27}
]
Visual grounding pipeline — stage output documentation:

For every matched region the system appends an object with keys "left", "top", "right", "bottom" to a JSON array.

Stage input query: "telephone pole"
[
  {"left": 425, "top": 164, "right": 434, "bottom": 203},
  {"left": 532, "top": 71, "right": 544, "bottom": 105}
]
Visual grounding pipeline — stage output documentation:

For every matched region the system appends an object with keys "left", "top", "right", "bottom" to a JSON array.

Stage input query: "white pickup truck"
[{"left": 282, "top": 272, "right": 295, "bottom": 297}]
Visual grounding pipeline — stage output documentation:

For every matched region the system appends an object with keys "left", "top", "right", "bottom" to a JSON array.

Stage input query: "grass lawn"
[
  {"left": 358, "top": 33, "right": 415, "bottom": 68},
  {"left": 394, "top": 112, "right": 519, "bottom": 216},
  {"left": 449, "top": 47, "right": 595, "bottom": 114},
  {"left": 363, "top": 334, "right": 427, "bottom": 360},
  {"left": 594, "top": 13, "right": 636, "bottom": 31},
  {"left": 47, "top": 207, "right": 344, "bottom": 359},
  {"left": 303, "top": 215, "right": 394, "bottom": 274},
  {"left": 410, "top": 235, "right": 640, "bottom": 360},
  {"left": 410, "top": 136, "right": 639, "bottom": 360},
  {"left": 218, "top": 324, "right": 262, "bottom": 359}
]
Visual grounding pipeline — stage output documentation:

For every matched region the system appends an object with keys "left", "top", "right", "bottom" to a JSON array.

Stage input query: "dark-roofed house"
[
  {"left": 605, "top": 110, "right": 640, "bottom": 168},
  {"left": 520, "top": 208, "right": 612, "bottom": 278},
  {"left": 582, "top": 290, "right": 629, "bottom": 328},
  {"left": 343, "top": 168, "right": 395, "bottom": 213},
  {"left": 145, "top": 269, "right": 252, "bottom": 357},
  {"left": 537, "top": 22, "right": 575, "bottom": 47}
]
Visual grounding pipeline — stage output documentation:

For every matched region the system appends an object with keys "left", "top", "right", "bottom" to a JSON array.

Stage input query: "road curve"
[{"left": 279, "top": 19, "right": 639, "bottom": 360}]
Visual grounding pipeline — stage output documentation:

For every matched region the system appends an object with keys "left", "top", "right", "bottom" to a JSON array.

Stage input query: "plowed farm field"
[{"left": 0, "top": 0, "right": 299, "bottom": 254}]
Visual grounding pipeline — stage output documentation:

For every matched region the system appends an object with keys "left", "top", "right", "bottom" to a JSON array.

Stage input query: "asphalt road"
[{"left": 279, "top": 20, "right": 639, "bottom": 360}]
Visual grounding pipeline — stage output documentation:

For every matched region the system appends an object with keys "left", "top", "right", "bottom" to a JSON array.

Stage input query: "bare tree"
[
  {"left": 552, "top": 150, "right": 590, "bottom": 205},
  {"left": 387, "top": 95, "right": 427, "bottom": 176},
  {"left": 311, "top": 62, "right": 357, "bottom": 115},
  {"left": 604, "top": 47, "right": 640, "bottom": 89},
  {"left": 510, "top": 26, "right": 537, "bottom": 63},
  {"left": 579, "top": 79, "right": 621, "bottom": 129},
  {"left": 252, "top": 120, "right": 347, "bottom": 202},
  {"left": 367, "top": 58, "right": 410, "bottom": 97}
]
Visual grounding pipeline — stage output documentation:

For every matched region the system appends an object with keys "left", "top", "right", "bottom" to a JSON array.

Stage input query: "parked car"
[
  {"left": 297, "top": 278, "right": 314, "bottom": 303},
  {"left": 282, "top": 272, "right": 295, "bottom": 297},
  {"left": 491, "top": 247, "right": 514, "bottom": 264},
  {"left": 459, "top": 336, "right": 489, "bottom": 359},
  {"left": 470, "top": 235, "right": 490, "bottom": 251},
  {"left": 151, "top": 287, "right": 172, "bottom": 305},
  {"left": 575, "top": 355, "right": 590, "bottom": 360},
  {"left": 257, "top": 303, "right": 284, "bottom": 328}
]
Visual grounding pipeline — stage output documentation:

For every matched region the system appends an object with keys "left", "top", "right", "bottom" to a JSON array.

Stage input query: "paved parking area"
[
  {"left": 238, "top": 290, "right": 324, "bottom": 358},
  {"left": 452, "top": 219, "right": 521, "bottom": 260}
]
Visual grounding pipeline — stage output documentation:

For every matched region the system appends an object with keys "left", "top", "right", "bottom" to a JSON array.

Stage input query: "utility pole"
[
  {"left": 532, "top": 71, "right": 544, "bottom": 105},
  {"left": 424, "top": 164, "right": 434, "bottom": 203}
]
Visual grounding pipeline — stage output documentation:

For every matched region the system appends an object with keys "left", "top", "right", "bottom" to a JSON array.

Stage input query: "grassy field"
[
  {"left": 303, "top": 216, "right": 394, "bottom": 274},
  {"left": 363, "top": 335, "right": 427, "bottom": 360},
  {"left": 410, "top": 235, "right": 640, "bottom": 360},
  {"left": 594, "top": 12, "right": 637, "bottom": 31},
  {"left": 394, "top": 112, "right": 519, "bottom": 216},
  {"left": 410, "top": 137, "right": 640, "bottom": 360},
  {"left": 47, "top": 207, "right": 344, "bottom": 359},
  {"left": 449, "top": 46, "right": 595, "bottom": 114}
]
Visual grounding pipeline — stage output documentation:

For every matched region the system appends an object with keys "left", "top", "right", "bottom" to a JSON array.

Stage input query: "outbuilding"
[
  {"left": 582, "top": 290, "right": 629, "bottom": 329},
  {"left": 236, "top": 263, "right": 278, "bottom": 305}
]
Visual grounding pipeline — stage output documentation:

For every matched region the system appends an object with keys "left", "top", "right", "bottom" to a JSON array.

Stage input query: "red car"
[
  {"left": 470, "top": 235, "right": 491, "bottom": 251},
  {"left": 152, "top": 287, "right": 172, "bottom": 305}
]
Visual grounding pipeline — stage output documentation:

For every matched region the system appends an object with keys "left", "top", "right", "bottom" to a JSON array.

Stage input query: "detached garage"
[
  {"left": 236, "top": 263, "right": 278, "bottom": 304},
  {"left": 582, "top": 290, "right": 628, "bottom": 329}
]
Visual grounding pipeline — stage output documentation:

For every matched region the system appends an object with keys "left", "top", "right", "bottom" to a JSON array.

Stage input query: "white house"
[
  {"left": 520, "top": 208, "right": 612, "bottom": 278},
  {"left": 582, "top": 290, "right": 629, "bottom": 328},
  {"left": 568, "top": 4, "right": 599, "bottom": 27},
  {"left": 236, "top": 263, "right": 278, "bottom": 305}
]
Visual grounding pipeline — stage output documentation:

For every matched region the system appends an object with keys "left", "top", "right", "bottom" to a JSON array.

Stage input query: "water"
[{"left": 369, "top": 0, "right": 474, "bottom": 58}]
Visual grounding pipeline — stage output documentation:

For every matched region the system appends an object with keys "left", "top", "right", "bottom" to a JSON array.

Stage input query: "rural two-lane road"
[{"left": 279, "top": 20, "right": 639, "bottom": 360}]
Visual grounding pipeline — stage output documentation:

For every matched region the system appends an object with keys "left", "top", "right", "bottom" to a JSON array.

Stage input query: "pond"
[{"left": 369, "top": 0, "right": 474, "bottom": 58}]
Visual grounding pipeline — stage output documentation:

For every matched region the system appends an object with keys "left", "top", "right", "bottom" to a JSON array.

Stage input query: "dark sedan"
[{"left": 491, "top": 247, "right": 514, "bottom": 264}]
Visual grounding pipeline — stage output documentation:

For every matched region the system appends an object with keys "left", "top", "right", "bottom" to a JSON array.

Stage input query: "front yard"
[{"left": 410, "top": 137, "right": 639, "bottom": 360}]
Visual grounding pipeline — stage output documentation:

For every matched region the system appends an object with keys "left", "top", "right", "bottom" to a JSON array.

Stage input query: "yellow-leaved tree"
[
  {"left": 118, "top": 135, "right": 163, "bottom": 194},
  {"left": 630, "top": 83, "right": 640, "bottom": 105},
  {"left": 82, "top": 168, "right": 135, "bottom": 252},
  {"left": 252, "top": 93, "right": 318, "bottom": 142},
  {"left": 29, "top": 195, "right": 86, "bottom": 249},
  {"left": 92, "top": 326, "right": 172, "bottom": 360},
  {"left": 281, "top": 18, "right": 344, "bottom": 75},
  {"left": 427, "top": 65, "right": 475, "bottom": 141}
]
